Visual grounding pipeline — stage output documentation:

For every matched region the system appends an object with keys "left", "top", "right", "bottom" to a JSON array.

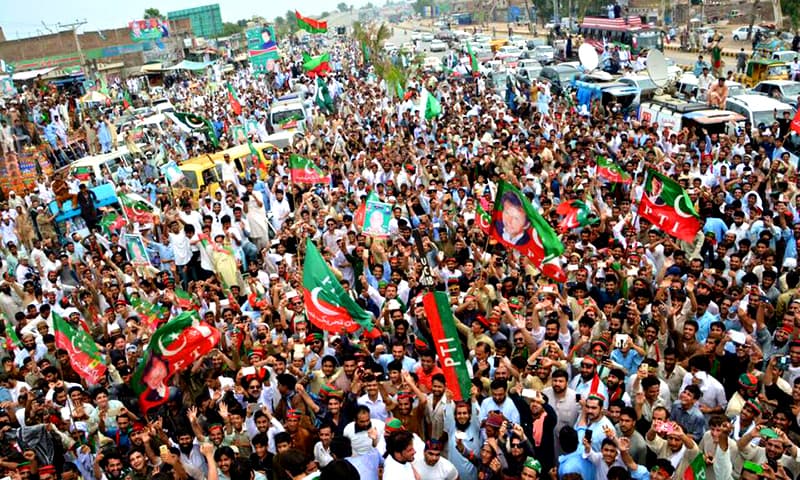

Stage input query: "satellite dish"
[
  {"left": 578, "top": 43, "right": 599, "bottom": 72},
  {"left": 646, "top": 49, "right": 669, "bottom": 88}
]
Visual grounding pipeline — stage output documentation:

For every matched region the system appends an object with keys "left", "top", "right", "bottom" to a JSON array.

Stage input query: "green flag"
[
  {"left": 466, "top": 41, "right": 479, "bottom": 75},
  {"left": 302, "top": 238, "right": 375, "bottom": 334},
  {"left": 684, "top": 452, "right": 707, "bottom": 480},
  {"left": 98, "top": 212, "right": 126, "bottom": 234},
  {"left": 422, "top": 89, "right": 441, "bottom": 120},
  {"left": 302, "top": 52, "right": 331, "bottom": 76},
  {"left": 314, "top": 76, "right": 334, "bottom": 114},
  {"left": 289, "top": 154, "right": 330, "bottom": 184},
  {"left": 596, "top": 156, "right": 632, "bottom": 184}
]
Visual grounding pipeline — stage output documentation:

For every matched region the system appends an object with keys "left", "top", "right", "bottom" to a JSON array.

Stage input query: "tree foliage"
[
  {"left": 220, "top": 22, "right": 244, "bottom": 37},
  {"left": 144, "top": 8, "right": 162, "bottom": 19},
  {"left": 337, "top": 2, "right": 350, "bottom": 12},
  {"left": 352, "top": 21, "right": 421, "bottom": 98}
]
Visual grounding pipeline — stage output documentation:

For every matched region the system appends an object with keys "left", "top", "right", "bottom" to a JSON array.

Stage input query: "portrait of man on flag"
[{"left": 494, "top": 190, "right": 532, "bottom": 246}]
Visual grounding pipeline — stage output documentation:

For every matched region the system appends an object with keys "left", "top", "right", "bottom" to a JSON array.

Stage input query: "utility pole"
[{"left": 57, "top": 19, "right": 88, "bottom": 73}]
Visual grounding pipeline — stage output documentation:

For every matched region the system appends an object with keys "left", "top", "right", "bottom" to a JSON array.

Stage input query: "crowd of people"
[{"left": 0, "top": 21, "right": 799, "bottom": 480}]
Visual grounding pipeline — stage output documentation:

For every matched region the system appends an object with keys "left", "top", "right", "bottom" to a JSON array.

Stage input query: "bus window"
[
  {"left": 204, "top": 167, "right": 220, "bottom": 186},
  {"left": 183, "top": 171, "right": 199, "bottom": 190},
  {"left": 635, "top": 31, "right": 664, "bottom": 52}
]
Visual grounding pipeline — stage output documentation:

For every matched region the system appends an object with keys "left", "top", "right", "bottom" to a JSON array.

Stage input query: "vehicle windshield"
[
  {"left": 768, "top": 65, "right": 790, "bottom": 76},
  {"left": 272, "top": 108, "right": 305, "bottom": 125},
  {"left": 636, "top": 31, "right": 663, "bottom": 51},
  {"left": 753, "top": 110, "right": 788, "bottom": 127},
  {"left": 782, "top": 83, "right": 800, "bottom": 97},
  {"left": 558, "top": 69, "right": 579, "bottom": 82},
  {"left": 182, "top": 171, "right": 198, "bottom": 190},
  {"left": 727, "top": 85, "right": 746, "bottom": 97}
]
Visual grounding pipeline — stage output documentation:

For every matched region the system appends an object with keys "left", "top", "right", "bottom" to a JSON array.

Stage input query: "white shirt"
[
  {"left": 343, "top": 419, "right": 386, "bottom": 456},
  {"left": 413, "top": 456, "right": 458, "bottom": 480},
  {"left": 680, "top": 371, "right": 728, "bottom": 411},
  {"left": 169, "top": 231, "right": 192, "bottom": 266},
  {"left": 384, "top": 455, "right": 415, "bottom": 480}
]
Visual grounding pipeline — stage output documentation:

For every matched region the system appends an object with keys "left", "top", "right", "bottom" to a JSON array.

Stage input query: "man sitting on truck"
[{"left": 707, "top": 77, "right": 728, "bottom": 109}]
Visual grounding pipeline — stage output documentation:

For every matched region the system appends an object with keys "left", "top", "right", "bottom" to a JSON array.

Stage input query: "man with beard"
[
  {"left": 425, "top": 374, "right": 453, "bottom": 440},
  {"left": 384, "top": 430, "right": 418, "bottom": 479},
  {"left": 389, "top": 371, "right": 427, "bottom": 440},
  {"left": 174, "top": 428, "right": 208, "bottom": 476},
  {"left": 615, "top": 407, "right": 646, "bottom": 465},
  {"left": 445, "top": 387, "right": 481, "bottom": 480},
  {"left": 94, "top": 450, "right": 128, "bottom": 480},
  {"left": 569, "top": 356, "right": 609, "bottom": 409},
  {"left": 645, "top": 421, "right": 701, "bottom": 478},
  {"left": 413, "top": 438, "right": 458, "bottom": 480},
  {"left": 542, "top": 369, "right": 579, "bottom": 454},
  {"left": 344, "top": 405, "right": 385, "bottom": 456},
  {"left": 577, "top": 394, "right": 615, "bottom": 451},
  {"left": 333, "top": 355, "right": 358, "bottom": 392},
  {"left": 605, "top": 368, "right": 630, "bottom": 406},
  {"left": 737, "top": 426, "right": 800, "bottom": 479},
  {"left": 525, "top": 390, "right": 558, "bottom": 474}
]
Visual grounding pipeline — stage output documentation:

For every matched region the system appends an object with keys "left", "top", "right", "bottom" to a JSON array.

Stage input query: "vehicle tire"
[{"left": 733, "top": 35, "right": 739, "bottom": 41}]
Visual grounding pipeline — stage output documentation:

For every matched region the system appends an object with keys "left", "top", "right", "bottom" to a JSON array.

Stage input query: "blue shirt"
[
  {"left": 558, "top": 450, "right": 596, "bottom": 480},
  {"left": 610, "top": 349, "right": 643, "bottom": 374},
  {"left": 478, "top": 396, "right": 520, "bottom": 424}
]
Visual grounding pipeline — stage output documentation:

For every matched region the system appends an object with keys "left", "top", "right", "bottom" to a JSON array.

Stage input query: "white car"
[
  {"left": 473, "top": 34, "right": 492, "bottom": 44},
  {"left": 411, "top": 31, "right": 423, "bottom": 41},
  {"left": 421, "top": 33, "right": 435, "bottom": 42},
  {"left": 496, "top": 45, "right": 522, "bottom": 60},
  {"left": 383, "top": 42, "right": 397, "bottom": 52},
  {"left": 532, "top": 45, "right": 555, "bottom": 64},
  {"left": 423, "top": 56, "right": 443, "bottom": 72},
  {"left": 731, "top": 26, "right": 763, "bottom": 41},
  {"left": 429, "top": 39, "right": 447, "bottom": 52}
]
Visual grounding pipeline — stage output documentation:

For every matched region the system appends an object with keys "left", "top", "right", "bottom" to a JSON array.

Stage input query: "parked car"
[
  {"left": 496, "top": 45, "right": 523, "bottom": 61},
  {"left": 429, "top": 39, "right": 448, "bottom": 52},
  {"left": 750, "top": 80, "right": 800, "bottom": 107},
  {"left": 411, "top": 30, "right": 423, "bottom": 41},
  {"left": 421, "top": 33, "right": 434, "bottom": 42},
  {"left": 731, "top": 26, "right": 764, "bottom": 41},
  {"left": 539, "top": 64, "right": 581, "bottom": 95},
  {"left": 533, "top": 45, "right": 555, "bottom": 64},
  {"left": 772, "top": 50, "right": 799, "bottom": 63},
  {"left": 725, "top": 94, "right": 795, "bottom": 129},
  {"left": 525, "top": 38, "right": 546, "bottom": 50},
  {"left": 435, "top": 29, "right": 456, "bottom": 41}
]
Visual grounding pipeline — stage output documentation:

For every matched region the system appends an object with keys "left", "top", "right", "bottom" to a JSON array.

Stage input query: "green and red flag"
[
  {"left": 290, "top": 154, "right": 330, "bottom": 184},
  {"left": 791, "top": 109, "right": 800, "bottom": 135},
  {"left": 131, "top": 311, "right": 220, "bottom": 412},
  {"left": 118, "top": 193, "right": 156, "bottom": 224},
  {"left": 466, "top": 41, "right": 479, "bottom": 76},
  {"left": 53, "top": 312, "right": 106, "bottom": 384},
  {"left": 73, "top": 166, "right": 93, "bottom": 181},
  {"left": 248, "top": 139, "right": 267, "bottom": 174},
  {"left": 302, "top": 52, "right": 331, "bottom": 77},
  {"left": 4, "top": 316, "right": 20, "bottom": 352},
  {"left": 295, "top": 10, "right": 328, "bottom": 34},
  {"left": 226, "top": 82, "right": 242, "bottom": 115},
  {"left": 173, "top": 288, "right": 199, "bottom": 311},
  {"left": 475, "top": 200, "right": 492, "bottom": 235},
  {"left": 422, "top": 292, "right": 472, "bottom": 401},
  {"left": 556, "top": 200, "right": 598, "bottom": 231},
  {"left": 639, "top": 169, "right": 701, "bottom": 242},
  {"left": 354, "top": 191, "right": 378, "bottom": 227},
  {"left": 489, "top": 180, "right": 566, "bottom": 282},
  {"left": 98, "top": 212, "right": 126, "bottom": 234},
  {"left": 302, "top": 238, "right": 376, "bottom": 334},
  {"left": 131, "top": 296, "right": 169, "bottom": 331},
  {"left": 122, "top": 90, "right": 133, "bottom": 109},
  {"left": 683, "top": 452, "right": 707, "bottom": 480},
  {"left": 596, "top": 156, "right": 632, "bottom": 184}
]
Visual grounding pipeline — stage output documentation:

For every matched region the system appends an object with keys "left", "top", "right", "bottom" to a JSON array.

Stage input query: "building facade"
[{"left": 168, "top": 4, "right": 223, "bottom": 38}]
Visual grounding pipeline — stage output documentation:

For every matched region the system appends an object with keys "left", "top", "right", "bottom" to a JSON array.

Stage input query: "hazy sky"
[{"left": 0, "top": 0, "right": 372, "bottom": 39}]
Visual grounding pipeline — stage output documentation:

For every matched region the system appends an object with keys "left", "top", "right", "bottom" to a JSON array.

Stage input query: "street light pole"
[{"left": 58, "top": 19, "right": 89, "bottom": 72}]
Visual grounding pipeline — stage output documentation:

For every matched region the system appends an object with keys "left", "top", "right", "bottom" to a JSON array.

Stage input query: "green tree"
[
  {"left": 220, "top": 22, "right": 244, "bottom": 37},
  {"left": 337, "top": 2, "right": 350, "bottom": 12},
  {"left": 321, "top": 11, "right": 330, "bottom": 18},
  {"left": 412, "top": 0, "right": 434, "bottom": 14},
  {"left": 783, "top": 0, "right": 800, "bottom": 29},
  {"left": 144, "top": 8, "right": 162, "bottom": 19}
]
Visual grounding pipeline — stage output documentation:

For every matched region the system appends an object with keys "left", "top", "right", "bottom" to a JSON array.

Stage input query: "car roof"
[
  {"left": 755, "top": 80, "right": 798, "bottom": 86},
  {"left": 69, "top": 147, "right": 132, "bottom": 167},
  {"left": 728, "top": 94, "right": 793, "bottom": 110}
]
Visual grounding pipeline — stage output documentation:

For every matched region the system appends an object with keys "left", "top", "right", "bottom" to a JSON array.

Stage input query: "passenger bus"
[{"left": 578, "top": 16, "right": 664, "bottom": 58}]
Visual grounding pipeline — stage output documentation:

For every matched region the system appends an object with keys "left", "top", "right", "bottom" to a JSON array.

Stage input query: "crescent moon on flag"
[
  {"left": 311, "top": 287, "right": 343, "bottom": 316},
  {"left": 673, "top": 196, "right": 694, "bottom": 218},
  {"left": 158, "top": 332, "right": 188, "bottom": 357}
]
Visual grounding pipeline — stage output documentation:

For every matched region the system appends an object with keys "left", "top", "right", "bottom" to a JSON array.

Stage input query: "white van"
[
  {"left": 62, "top": 147, "right": 136, "bottom": 184},
  {"left": 270, "top": 99, "right": 309, "bottom": 134},
  {"left": 639, "top": 96, "right": 744, "bottom": 135},
  {"left": 725, "top": 94, "right": 795, "bottom": 129}
]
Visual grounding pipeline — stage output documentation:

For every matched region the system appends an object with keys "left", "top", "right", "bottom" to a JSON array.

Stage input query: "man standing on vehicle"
[{"left": 707, "top": 78, "right": 728, "bottom": 108}]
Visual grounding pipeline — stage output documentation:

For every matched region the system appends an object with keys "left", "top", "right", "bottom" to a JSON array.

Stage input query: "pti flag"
[
  {"left": 354, "top": 191, "right": 378, "bottom": 227},
  {"left": 295, "top": 10, "right": 328, "bottom": 34},
  {"left": 290, "top": 154, "right": 330, "bottom": 184},
  {"left": 302, "top": 238, "right": 376, "bottom": 334},
  {"left": 362, "top": 200, "right": 392, "bottom": 238},
  {"left": 596, "top": 156, "right": 632, "bottom": 184},
  {"left": 226, "top": 82, "right": 243, "bottom": 115},
  {"left": 174, "top": 288, "right": 199, "bottom": 311},
  {"left": 98, "top": 212, "right": 126, "bottom": 234},
  {"left": 314, "top": 76, "right": 334, "bottom": 114},
  {"left": 422, "top": 292, "right": 472, "bottom": 401},
  {"left": 132, "top": 311, "right": 220, "bottom": 412},
  {"left": 302, "top": 52, "right": 331, "bottom": 77},
  {"left": 639, "top": 170, "right": 701, "bottom": 242},
  {"left": 556, "top": 200, "right": 597, "bottom": 231},
  {"left": 420, "top": 88, "right": 442, "bottom": 120},
  {"left": 466, "top": 42, "right": 479, "bottom": 76},
  {"left": 683, "top": 452, "right": 707, "bottom": 480},
  {"left": 791, "top": 109, "right": 800, "bottom": 135},
  {"left": 54, "top": 313, "right": 106, "bottom": 384},
  {"left": 475, "top": 200, "right": 492, "bottom": 235},
  {"left": 489, "top": 181, "right": 566, "bottom": 282},
  {"left": 118, "top": 193, "right": 156, "bottom": 224},
  {"left": 131, "top": 296, "right": 168, "bottom": 331}
]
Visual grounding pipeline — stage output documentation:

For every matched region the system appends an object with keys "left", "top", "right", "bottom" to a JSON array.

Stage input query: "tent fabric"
[
  {"left": 12, "top": 67, "right": 57, "bottom": 81},
  {"left": 165, "top": 60, "right": 214, "bottom": 71}
]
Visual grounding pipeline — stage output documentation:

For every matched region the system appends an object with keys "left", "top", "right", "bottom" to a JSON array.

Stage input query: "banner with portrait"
[
  {"left": 124, "top": 234, "right": 151, "bottom": 267},
  {"left": 246, "top": 26, "right": 280, "bottom": 72},
  {"left": 129, "top": 19, "right": 170, "bottom": 42},
  {"left": 362, "top": 201, "right": 392, "bottom": 238}
]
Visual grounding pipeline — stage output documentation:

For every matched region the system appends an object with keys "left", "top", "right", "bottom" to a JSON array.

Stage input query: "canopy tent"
[
  {"left": 12, "top": 66, "right": 57, "bottom": 81},
  {"left": 165, "top": 60, "right": 214, "bottom": 71},
  {"left": 79, "top": 91, "right": 110, "bottom": 103}
]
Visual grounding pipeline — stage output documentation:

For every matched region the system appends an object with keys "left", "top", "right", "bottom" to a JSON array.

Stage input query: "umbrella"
[{"left": 80, "top": 91, "right": 110, "bottom": 103}]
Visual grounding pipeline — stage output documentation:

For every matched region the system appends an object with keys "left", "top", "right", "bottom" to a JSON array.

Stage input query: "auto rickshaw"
[{"left": 741, "top": 58, "right": 790, "bottom": 87}]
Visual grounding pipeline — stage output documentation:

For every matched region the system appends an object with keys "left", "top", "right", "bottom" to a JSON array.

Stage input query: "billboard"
[{"left": 246, "top": 26, "right": 280, "bottom": 72}]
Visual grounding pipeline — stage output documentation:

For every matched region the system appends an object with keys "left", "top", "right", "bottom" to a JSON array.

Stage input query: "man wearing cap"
[
  {"left": 412, "top": 437, "right": 458, "bottom": 480},
  {"left": 737, "top": 426, "right": 800, "bottom": 479},
  {"left": 569, "top": 356, "right": 609, "bottom": 410}
]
